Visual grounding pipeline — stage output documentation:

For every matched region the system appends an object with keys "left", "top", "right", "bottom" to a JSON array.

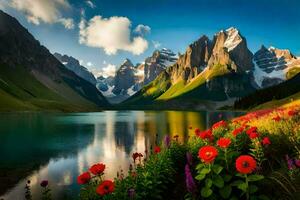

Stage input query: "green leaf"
[
  {"left": 201, "top": 187, "right": 213, "bottom": 198},
  {"left": 200, "top": 167, "right": 211, "bottom": 175},
  {"left": 196, "top": 163, "right": 205, "bottom": 170},
  {"left": 212, "top": 175, "right": 224, "bottom": 188},
  {"left": 195, "top": 173, "right": 206, "bottom": 181},
  {"left": 237, "top": 183, "right": 248, "bottom": 192},
  {"left": 219, "top": 185, "right": 232, "bottom": 199},
  {"left": 205, "top": 178, "right": 213, "bottom": 188},
  {"left": 249, "top": 185, "right": 258, "bottom": 194},
  {"left": 248, "top": 175, "right": 264, "bottom": 182},
  {"left": 212, "top": 164, "right": 223, "bottom": 174},
  {"left": 224, "top": 174, "right": 232, "bottom": 182}
]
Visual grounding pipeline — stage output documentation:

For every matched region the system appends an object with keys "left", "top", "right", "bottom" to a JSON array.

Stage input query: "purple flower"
[
  {"left": 164, "top": 135, "right": 171, "bottom": 148},
  {"left": 40, "top": 180, "right": 48, "bottom": 188},
  {"left": 128, "top": 188, "right": 135, "bottom": 199},
  {"left": 186, "top": 152, "right": 193, "bottom": 166},
  {"left": 185, "top": 164, "right": 196, "bottom": 195},
  {"left": 285, "top": 155, "right": 295, "bottom": 170}
]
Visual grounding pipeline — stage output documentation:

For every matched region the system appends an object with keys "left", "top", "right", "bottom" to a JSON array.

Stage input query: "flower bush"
[{"left": 75, "top": 105, "right": 300, "bottom": 200}]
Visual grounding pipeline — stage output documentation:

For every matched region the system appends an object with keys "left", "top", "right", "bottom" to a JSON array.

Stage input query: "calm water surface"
[{"left": 0, "top": 110, "right": 243, "bottom": 200}]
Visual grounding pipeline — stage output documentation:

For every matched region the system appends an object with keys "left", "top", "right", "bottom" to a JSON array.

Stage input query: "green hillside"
[{"left": 0, "top": 64, "right": 100, "bottom": 112}]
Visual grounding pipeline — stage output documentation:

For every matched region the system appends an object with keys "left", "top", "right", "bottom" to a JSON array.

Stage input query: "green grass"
[
  {"left": 0, "top": 64, "right": 101, "bottom": 112},
  {"left": 287, "top": 67, "right": 300, "bottom": 79},
  {"left": 253, "top": 91, "right": 300, "bottom": 110}
]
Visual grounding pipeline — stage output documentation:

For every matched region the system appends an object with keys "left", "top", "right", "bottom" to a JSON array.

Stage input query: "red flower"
[
  {"left": 212, "top": 120, "right": 227, "bottom": 130},
  {"left": 295, "top": 159, "right": 300, "bottom": 167},
  {"left": 272, "top": 116, "right": 281, "bottom": 122},
  {"left": 246, "top": 127, "right": 257, "bottom": 135},
  {"left": 198, "top": 146, "right": 218, "bottom": 163},
  {"left": 89, "top": 163, "right": 105, "bottom": 175},
  {"left": 262, "top": 137, "right": 271, "bottom": 146},
  {"left": 235, "top": 155, "right": 257, "bottom": 174},
  {"left": 232, "top": 127, "right": 244, "bottom": 136},
  {"left": 217, "top": 138, "right": 231, "bottom": 148},
  {"left": 77, "top": 172, "right": 91, "bottom": 184},
  {"left": 154, "top": 146, "right": 161, "bottom": 154},
  {"left": 132, "top": 152, "right": 139, "bottom": 163},
  {"left": 194, "top": 128, "right": 201, "bottom": 135},
  {"left": 197, "top": 129, "right": 213, "bottom": 140},
  {"left": 96, "top": 180, "right": 115, "bottom": 196},
  {"left": 288, "top": 110, "right": 297, "bottom": 116},
  {"left": 249, "top": 132, "right": 259, "bottom": 139}
]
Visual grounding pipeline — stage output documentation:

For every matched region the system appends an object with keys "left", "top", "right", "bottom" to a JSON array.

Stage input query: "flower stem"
[{"left": 245, "top": 174, "right": 249, "bottom": 200}]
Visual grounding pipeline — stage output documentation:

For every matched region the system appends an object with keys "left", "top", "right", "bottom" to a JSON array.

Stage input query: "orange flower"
[
  {"left": 235, "top": 155, "right": 257, "bottom": 174},
  {"left": 217, "top": 138, "right": 231, "bottom": 148},
  {"left": 198, "top": 146, "right": 218, "bottom": 163}
]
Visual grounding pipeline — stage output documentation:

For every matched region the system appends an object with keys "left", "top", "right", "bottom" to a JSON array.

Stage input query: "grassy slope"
[
  {"left": 0, "top": 64, "right": 100, "bottom": 112},
  {"left": 158, "top": 64, "right": 229, "bottom": 100},
  {"left": 252, "top": 91, "right": 300, "bottom": 110}
]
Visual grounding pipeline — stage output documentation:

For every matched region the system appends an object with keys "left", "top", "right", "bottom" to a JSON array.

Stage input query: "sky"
[{"left": 0, "top": 0, "right": 300, "bottom": 77}]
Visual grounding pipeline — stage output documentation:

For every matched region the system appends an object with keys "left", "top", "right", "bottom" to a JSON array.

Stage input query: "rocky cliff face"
[
  {"left": 141, "top": 48, "right": 177, "bottom": 84},
  {"left": 112, "top": 59, "right": 137, "bottom": 95},
  {"left": 54, "top": 53, "right": 97, "bottom": 85},
  {"left": 253, "top": 45, "right": 300, "bottom": 88}
]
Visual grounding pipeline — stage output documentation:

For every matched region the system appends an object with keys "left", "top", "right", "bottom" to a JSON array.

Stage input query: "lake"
[{"left": 0, "top": 110, "right": 243, "bottom": 200}]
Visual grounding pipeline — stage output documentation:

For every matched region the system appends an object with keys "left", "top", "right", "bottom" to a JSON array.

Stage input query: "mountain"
[
  {"left": 123, "top": 27, "right": 256, "bottom": 109},
  {"left": 53, "top": 53, "right": 97, "bottom": 85},
  {"left": 0, "top": 10, "right": 109, "bottom": 111},
  {"left": 253, "top": 45, "right": 300, "bottom": 88},
  {"left": 97, "top": 49, "right": 177, "bottom": 104},
  {"left": 139, "top": 48, "right": 177, "bottom": 85}
]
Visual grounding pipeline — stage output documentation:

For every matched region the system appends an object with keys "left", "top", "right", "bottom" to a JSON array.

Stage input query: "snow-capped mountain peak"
[{"left": 224, "top": 27, "right": 242, "bottom": 51}]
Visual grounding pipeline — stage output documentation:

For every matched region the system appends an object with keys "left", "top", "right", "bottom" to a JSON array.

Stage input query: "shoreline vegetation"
[{"left": 23, "top": 102, "right": 300, "bottom": 200}]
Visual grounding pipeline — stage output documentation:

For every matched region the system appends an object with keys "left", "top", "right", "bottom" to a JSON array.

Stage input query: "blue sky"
[{"left": 1, "top": 0, "right": 300, "bottom": 77}]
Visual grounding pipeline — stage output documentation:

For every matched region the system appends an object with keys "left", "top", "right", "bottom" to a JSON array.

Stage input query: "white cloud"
[
  {"left": 152, "top": 40, "right": 161, "bottom": 49},
  {"left": 90, "top": 64, "right": 116, "bottom": 78},
  {"left": 86, "top": 0, "right": 95, "bottom": 9},
  {"left": 6, "top": 0, "right": 74, "bottom": 29},
  {"left": 103, "top": 60, "right": 107, "bottom": 65},
  {"left": 134, "top": 24, "right": 151, "bottom": 35},
  {"left": 102, "top": 64, "right": 116, "bottom": 77},
  {"left": 79, "top": 15, "right": 149, "bottom": 55}
]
